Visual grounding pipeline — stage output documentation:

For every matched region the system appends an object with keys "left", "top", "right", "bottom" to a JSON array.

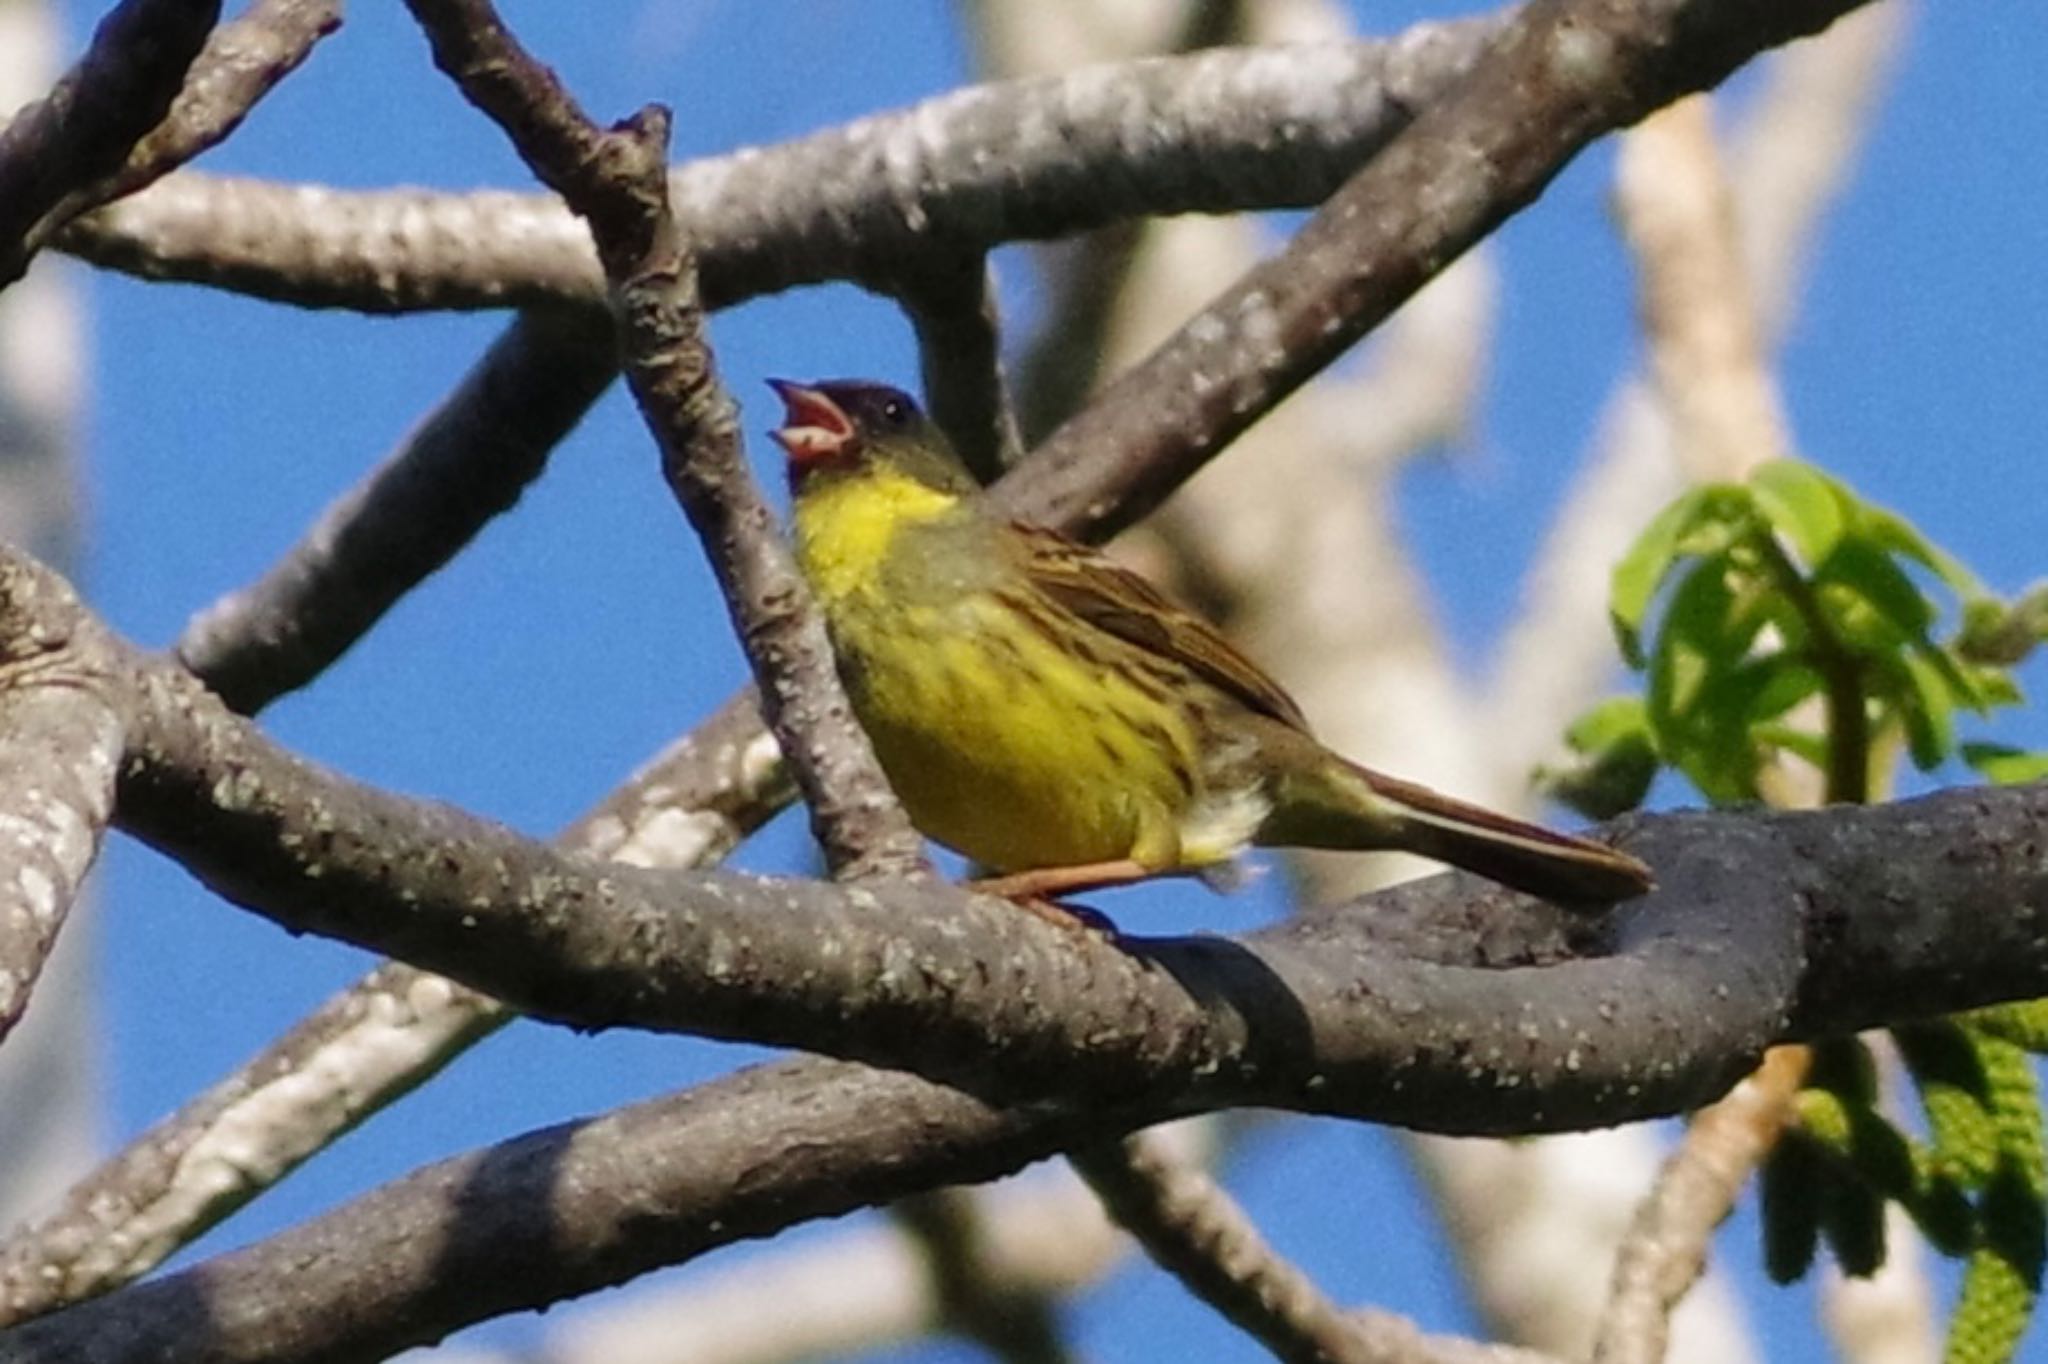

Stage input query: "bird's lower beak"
[{"left": 768, "top": 379, "right": 855, "bottom": 465}]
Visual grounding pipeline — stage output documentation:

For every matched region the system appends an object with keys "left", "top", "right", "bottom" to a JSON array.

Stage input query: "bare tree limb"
[
  {"left": 1592, "top": 1047, "right": 1812, "bottom": 1364},
  {"left": 536, "top": 1147, "right": 1150, "bottom": 1364},
  {"left": 0, "top": 563, "right": 120, "bottom": 1045},
  {"left": 56, "top": 19, "right": 1509, "bottom": 312},
  {"left": 176, "top": 305, "right": 617, "bottom": 714},
  {"left": 0, "top": 694, "right": 784, "bottom": 1325},
  {"left": 1073, "top": 1130, "right": 1559, "bottom": 1364},
  {"left": 995, "top": 0, "right": 1875, "bottom": 546},
  {"left": 405, "top": 0, "right": 925, "bottom": 881},
  {"left": 43, "top": 0, "right": 340, "bottom": 231},
  {"left": 0, "top": 0, "right": 220, "bottom": 288},
  {"left": 898, "top": 254, "right": 1024, "bottom": 483},
  {"left": 0, "top": 541, "right": 2003, "bottom": 1128}
]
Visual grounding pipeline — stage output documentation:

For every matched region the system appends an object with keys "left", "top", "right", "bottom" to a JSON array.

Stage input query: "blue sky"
[{"left": 51, "top": 2, "right": 2048, "bottom": 1360}]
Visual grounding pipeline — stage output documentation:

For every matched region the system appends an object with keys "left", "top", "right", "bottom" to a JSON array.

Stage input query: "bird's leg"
[
  {"left": 967, "top": 859, "right": 1153, "bottom": 937},
  {"left": 969, "top": 859, "right": 1153, "bottom": 901}
]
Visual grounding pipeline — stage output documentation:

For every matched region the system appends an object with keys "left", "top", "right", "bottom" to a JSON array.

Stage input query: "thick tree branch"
[
  {"left": 55, "top": 19, "right": 1508, "bottom": 312},
  {"left": 1004, "top": 0, "right": 1875, "bottom": 546},
  {"left": 405, "top": 0, "right": 925, "bottom": 880},
  {"left": 0, "top": 0, "right": 220, "bottom": 288},
  {"left": 0, "top": 534, "right": 2044, "bottom": 1355},
  {"left": 0, "top": 538, "right": 1990, "bottom": 1129},
  {"left": 0, "top": 695, "right": 785, "bottom": 1325},
  {"left": 175, "top": 306, "right": 617, "bottom": 713},
  {"left": 0, "top": 562, "right": 120, "bottom": 1046}
]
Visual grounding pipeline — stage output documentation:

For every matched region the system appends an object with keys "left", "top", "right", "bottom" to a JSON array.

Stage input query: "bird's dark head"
[{"left": 768, "top": 379, "right": 973, "bottom": 496}]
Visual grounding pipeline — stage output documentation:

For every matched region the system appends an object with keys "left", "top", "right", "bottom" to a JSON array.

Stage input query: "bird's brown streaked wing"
[{"left": 1007, "top": 521, "right": 1312, "bottom": 732}]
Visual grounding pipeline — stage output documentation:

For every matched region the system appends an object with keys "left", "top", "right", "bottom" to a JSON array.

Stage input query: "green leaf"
[
  {"left": 1957, "top": 591, "right": 2048, "bottom": 668},
  {"left": 1881, "top": 651, "right": 1959, "bottom": 771},
  {"left": 1963, "top": 744, "right": 2048, "bottom": 787},
  {"left": 1858, "top": 503, "right": 1989, "bottom": 600},
  {"left": 1563, "top": 696, "right": 1651, "bottom": 753},
  {"left": 1610, "top": 486, "right": 1750, "bottom": 668},
  {"left": 1821, "top": 536, "right": 1937, "bottom": 644},
  {"left": 1751, "top": 459, "right": 1848, "bottom": 567},
  {"left": 1544, "top": 697, "right": 1661, "bottom": 817}
]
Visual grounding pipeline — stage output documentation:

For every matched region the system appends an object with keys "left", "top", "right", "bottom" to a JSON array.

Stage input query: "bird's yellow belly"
[{"left": 834, "top": 595, "right": 1199, "bottom": 874}]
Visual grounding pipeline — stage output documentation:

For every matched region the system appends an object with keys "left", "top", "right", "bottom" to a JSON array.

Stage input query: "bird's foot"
[{"left": 965, "top": 863, "right": 1143, "bottom": 937}]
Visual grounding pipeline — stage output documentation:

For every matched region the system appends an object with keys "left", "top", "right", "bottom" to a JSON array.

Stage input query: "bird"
[{"left": 768, "top": 377, "right": 1653, "bottom": 914}]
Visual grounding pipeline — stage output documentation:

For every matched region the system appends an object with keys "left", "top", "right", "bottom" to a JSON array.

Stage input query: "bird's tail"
[{"left": 1265, "top": 744, "right": 1653, "bottom": 905}]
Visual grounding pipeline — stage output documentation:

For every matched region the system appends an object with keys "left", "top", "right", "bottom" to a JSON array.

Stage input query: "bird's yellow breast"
[{"left": 792, "top": 467, "right": 1222, "bottom": 874}]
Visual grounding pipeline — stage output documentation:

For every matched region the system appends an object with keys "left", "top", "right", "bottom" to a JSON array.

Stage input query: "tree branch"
[
  {"left": 0, "top": 694, "right": 785, "bottom": 1324},
  {"left": 897, "top": 253, "right": 1024, "bottom": 483},
  {"left": 0, "top": 538, "right": 1984, "bottom": 1128},
  {"left": 0, "top": 560, "right": 120, "bottom": 1047},
  {"left": 0, "top": 0, "right": 221, "bottom": 288},
  {"left": 404, "top": 0, "right": 925, "bottom": 881},
  {"left": 56, "top": 18, "right": 1509, "bottom": 312},
  {"left": 1004, "top": 0, "right": 1874, "bottom": 547},
  {"left": 1072, "top": 1130, "right": 1560, "bottom": 1364},
  {"left": 39, "top": 0, "right": 340, "bottom": 233}
]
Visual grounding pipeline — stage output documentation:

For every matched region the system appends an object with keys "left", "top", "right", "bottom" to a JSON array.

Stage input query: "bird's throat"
[{"left": 792, "top": 464, "right": 966, "bottom": 607}]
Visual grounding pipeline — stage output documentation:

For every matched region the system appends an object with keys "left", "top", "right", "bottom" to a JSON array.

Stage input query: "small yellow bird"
[{"left": 770, "top": 379, "right": 1652, "bottom": 910}]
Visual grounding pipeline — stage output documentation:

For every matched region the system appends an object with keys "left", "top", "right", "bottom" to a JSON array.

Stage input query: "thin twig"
[
  {"left": 45, "top": 0, "right": 341, "bottom": 229},
  {"left": 1592, "top": 1047, "right": 1814, "bottom": 1364},
  {"left": 893, "top": 1190, "right": 1075, "bottom": 1364},
  {"left": 896, "top": 253, "right": 1024, "bottom": 483},
  {"left": 0, "top": 0, "right": 220, "bottom": 287},
  {"left": 1072, "top": 1132, "right": 1563, "bottom": 1364},
  {"left": 403, "top": 0, "right": 926, "bottom": 881}
]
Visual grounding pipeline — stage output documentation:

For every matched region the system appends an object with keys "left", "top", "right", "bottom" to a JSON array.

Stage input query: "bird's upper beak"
[{"left": 767, "top": 379, "right": 855, "bottom": 466}]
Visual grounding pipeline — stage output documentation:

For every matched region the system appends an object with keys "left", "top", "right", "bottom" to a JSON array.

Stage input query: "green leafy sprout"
[{"left": 1551, "top": 459, "right": 2048, "bottom": 1362}]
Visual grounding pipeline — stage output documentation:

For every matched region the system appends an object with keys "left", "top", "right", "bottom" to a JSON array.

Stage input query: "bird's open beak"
[{"left": 768, "top": 379, "right": 855, "bottom": 466}]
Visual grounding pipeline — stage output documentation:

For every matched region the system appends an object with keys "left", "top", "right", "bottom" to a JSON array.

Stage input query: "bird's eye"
[{"left": 879, "top": 397, "right": 909, "bottom": 427}]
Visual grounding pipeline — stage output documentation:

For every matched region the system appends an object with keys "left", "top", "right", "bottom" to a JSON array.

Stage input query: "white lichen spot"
[
  {"left": 1547, "top": 22, "right": 1615, "bottom": 90},
  {"left": 612, "top": 808, "right": 727, "bottom": 870},
  {"left": 16, "top": 865, "right": 56, "bottom": 922}
]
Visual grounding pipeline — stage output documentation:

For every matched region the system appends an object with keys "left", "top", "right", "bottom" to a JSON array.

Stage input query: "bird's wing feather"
[{"left": 1008, "top": 521, "right": 1312, "bottom": 732}]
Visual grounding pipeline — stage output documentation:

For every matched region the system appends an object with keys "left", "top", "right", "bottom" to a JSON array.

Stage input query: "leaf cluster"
[{"left": 1553, "top": 461, "right": 2048, "bottom": 1360}]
